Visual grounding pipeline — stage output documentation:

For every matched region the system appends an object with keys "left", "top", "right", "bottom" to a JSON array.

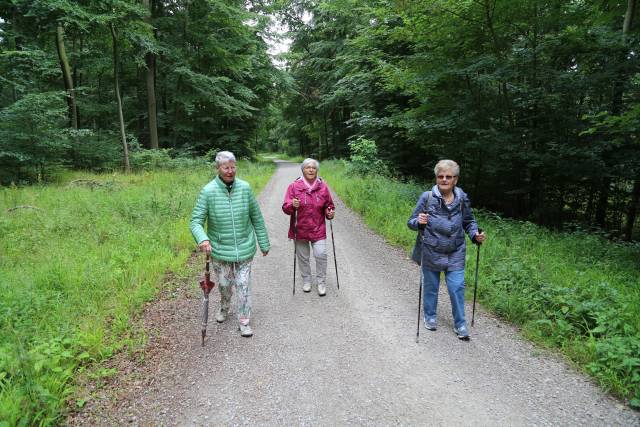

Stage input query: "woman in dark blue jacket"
[{"left": 407, "top": 160, "right": 486, "bottom": 340}]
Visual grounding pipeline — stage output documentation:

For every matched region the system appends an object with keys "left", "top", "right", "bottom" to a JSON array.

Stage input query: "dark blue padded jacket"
[{"left": 407, "top": 185, "right": 479, "bottom": 271}]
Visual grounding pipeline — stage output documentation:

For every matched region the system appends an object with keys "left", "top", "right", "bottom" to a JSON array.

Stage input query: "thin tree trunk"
[
  {"left": 110, "top": 23, "right": 130, "bottom": 173},
  {"left": 595, "top": 177, "right": 610, "bottom": 228},
  {"left": 143, "top": 0, "right": 159, "bottom": 149},
  {"left": 624, "top": 0, "right": 637, "bottom": 34},
  {"left": 55, "top": 25, "right": 78, "bottom": 129}
]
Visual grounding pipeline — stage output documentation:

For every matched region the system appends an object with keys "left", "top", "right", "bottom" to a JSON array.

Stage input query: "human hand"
[
  {"left": 261, "top": 250, "right": 269, "bottom": 257},
  {"left": 326, "top": 207, "right": 335, "bottom": 220},
  {"left": 474, "top": 231, "right": 486, "bottom": 244},
  {"left": 418, "top": 213, "right": 429, "bottom": 225},
  {"left": 198, "top": 240, "right": 212, "bottom": 253},
  {"left": 292, "top": 198, "right": 300, "bottom": 209}
]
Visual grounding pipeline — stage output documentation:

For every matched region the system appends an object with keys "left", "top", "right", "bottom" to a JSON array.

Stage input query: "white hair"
[
  {"left": 301, "top": 158, "right": 319, "bottom": 171},
  {"left": 434, "top": 159, "right": 460, "bottom": 177},
  {"left": 215, "top": 151, "right": 236, "bottom": 167}
]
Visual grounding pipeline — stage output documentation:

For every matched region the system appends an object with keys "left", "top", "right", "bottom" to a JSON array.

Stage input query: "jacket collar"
[
  {"left": 295, "top": 176, "right": 324, "bottom": 192},
  {"left": 431, "top": 185, "right": 461, "bottom": 207},
  {"left": 215, "top": 175, "right": 235, "bottom": 191}
]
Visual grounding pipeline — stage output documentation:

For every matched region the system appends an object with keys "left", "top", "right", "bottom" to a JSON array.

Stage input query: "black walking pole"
[
  {"left": 416, "top": 269, "right": 423, "bottom": 343},
  {"left": 329, "top": 219, "right": 340, "bottom": 290},
  {"left": 293, "top": 209, "right": 298, "bottom": 295},
  {"left": 471, "top": 228, "right": 483, "bottom": 327},
  {"left": 416, "top": 215, "right": 427, "bottom": 343}
]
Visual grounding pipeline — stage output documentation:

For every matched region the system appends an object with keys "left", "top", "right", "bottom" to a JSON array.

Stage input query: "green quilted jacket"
[{"left": 190, "top": 176, "right": 270, "bottom": 262}]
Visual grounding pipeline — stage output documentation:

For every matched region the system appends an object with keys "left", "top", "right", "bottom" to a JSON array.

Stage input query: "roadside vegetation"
[
  {"left": 320, "top": 159, "right": 640, "bottom": 409},
  {"left": 0, "top": 160, "right": 274, "bottom": 425}
]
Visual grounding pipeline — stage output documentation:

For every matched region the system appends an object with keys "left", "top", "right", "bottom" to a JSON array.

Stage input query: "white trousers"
[{"left": 295, "top": 239, "right": 327, "bottom": 285}]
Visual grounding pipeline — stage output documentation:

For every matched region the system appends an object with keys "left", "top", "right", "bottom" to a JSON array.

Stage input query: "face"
[
  {"left": 303, "top": 163, "right": 317, "bottom": 181},
  {"left": 218, "top": 161, "right": 237, "bottom": 184},
  {"left": 436, "top": 169, "right": 458, "bottom": 194}
]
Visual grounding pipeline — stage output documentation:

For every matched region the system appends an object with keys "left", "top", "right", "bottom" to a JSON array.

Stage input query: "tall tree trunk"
[
  {"left": 143, "top": 0, "right": 159, "bottom": 149},
  {"left": 55, "top": 25, "right": 78, "bottom": 129},
  {"left": 110, "top": 23, "right": 131, "bottom": 173},
  {"left": 595, "top": 177, "right": 610, "bottom": 228},
  {"left": 623, "top": 0, "right": 637, "bottom": 34},
  {"left": 600, "top": 0, "right": 636, "bottom": 229},
  {"left": 623, "top": 177, "right": 640, "bottom": 240},
  {"left": 622, "top": 0, "right": 638, "bottom": 240}
]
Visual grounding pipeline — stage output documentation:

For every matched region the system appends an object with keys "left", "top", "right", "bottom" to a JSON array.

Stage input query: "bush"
[{"left": 347, "top": 137, "right": 389, "bottom": 176}]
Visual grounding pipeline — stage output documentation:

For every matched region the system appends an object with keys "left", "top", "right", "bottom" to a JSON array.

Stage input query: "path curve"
[{"left": 72, "top": 161, "right": 639, "bottom": 426}]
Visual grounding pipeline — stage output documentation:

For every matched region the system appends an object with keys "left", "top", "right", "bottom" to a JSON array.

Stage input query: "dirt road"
[{"left": 73, "top": 161, "right": 639, "bottom": 426}]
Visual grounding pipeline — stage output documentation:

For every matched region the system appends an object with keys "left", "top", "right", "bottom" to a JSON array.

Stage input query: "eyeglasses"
[{"left": 437, "top": 175, "right": 456, "bottom": 180}]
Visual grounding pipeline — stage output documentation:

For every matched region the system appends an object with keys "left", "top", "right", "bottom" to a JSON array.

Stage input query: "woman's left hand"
[
  {"left": 474, "top": 231, "right": 486, "bottom": 243},
  {"left": 326, "top": 207, "right": 335, "bottom": 220}
]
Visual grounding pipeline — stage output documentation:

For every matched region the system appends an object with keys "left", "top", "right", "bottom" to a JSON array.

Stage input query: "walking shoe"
[
  {"left": 302, "top": 282, "right": 312, "bottom": 292},
  {"left": 454, "top": 325, "right": 470, "bottom": 341},
  {"left": 317, "top": 283, "right": 326, "bottom": 296},
  {"left": 239, "top": 324, "right": 253, "bottom": 337},
  {"left": 215, "top": 308, "right": 228, "bottom": 323},
  {"left": 424, "top": 317, "right": 437, "bottom": 331}
]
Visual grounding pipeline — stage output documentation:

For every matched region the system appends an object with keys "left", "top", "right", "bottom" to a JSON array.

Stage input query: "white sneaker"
[
  {"left": 317, "top": 283, "right": 326, "bottom": 296},
  {"left": 215, "top": 308, "right": 227, "bottom": 323},
  {"left": 239, "top": 324, "right": 253, "bottom": 337},
  {"left": 302, "top": 282, "right": 311, "bottom": 292}
]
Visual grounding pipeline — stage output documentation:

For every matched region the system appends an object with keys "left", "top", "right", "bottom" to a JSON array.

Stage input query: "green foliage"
[
  {"left": 0, "top": 0, "right": 282, "bottom": 180},
  {"left": 321, "top": 160, "right": 640, "bottom": 408},
  {"left": 347, "top": 137, "right": 389, "bottom": 176},
  {"left": 277, "top": 0, "right": 640, "bottom": 239},
  {"left": 0, "top": 92, "right": 71, "bottom": 184},
  {"left": 0, "top": 160, "right": 275, "bottom": 424}
]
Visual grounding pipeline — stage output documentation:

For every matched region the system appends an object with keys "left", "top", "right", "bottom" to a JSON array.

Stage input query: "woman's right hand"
[
  {"left": 418, "top": 213, "right": 429, "bottom": 225},
  {"left": 198, "top": 240, "right": 212, "bottom": 253},
  {"left": 292, "top": 198, "right": 300, "bottom": 209}
]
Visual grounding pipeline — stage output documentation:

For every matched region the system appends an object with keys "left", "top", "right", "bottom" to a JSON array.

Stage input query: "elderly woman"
[
  {"left": 282, "top": 158, "right": 335, "bottom": 296},
  {"left": 190, "top": 151, "right": 270, "bottom": 337},
  {"left": 407, "top": 159, "right": 486, "bottom": 340}
]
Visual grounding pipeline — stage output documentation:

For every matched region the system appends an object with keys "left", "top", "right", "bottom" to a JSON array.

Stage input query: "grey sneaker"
[
  {"left": 239, "top": 324, "right": 253, "bottom": 337},
  {"left": 302, "top": 282, "right": 312, "bottom": 292},
  {"left": 215, "top": 308, "right": 228, "bottom": 323},
  {"left": 317, "top": 283, "right": 326, "bottom": 296},
  {"left": 424, "top": 317, "right": 437, "bottom": 331},
  {"left": 454, "top": 325, "right": 470, "bottom": 341}
]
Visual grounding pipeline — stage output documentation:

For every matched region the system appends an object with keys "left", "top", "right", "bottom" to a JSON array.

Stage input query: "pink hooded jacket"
[{"left": 282, "top": 177, "right": 335, "bottom": 241}]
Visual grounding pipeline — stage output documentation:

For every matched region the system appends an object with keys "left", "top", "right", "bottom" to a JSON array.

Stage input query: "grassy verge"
[
  {"left": 0, "top": 161, "right": 274, "bottom": 425},
  {"left": 321, "top": 160, "right": 640, "bottom": 408}
]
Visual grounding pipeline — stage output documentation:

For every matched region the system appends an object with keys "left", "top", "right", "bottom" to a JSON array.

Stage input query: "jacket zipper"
[{"left": 228, "top": 190, "right": 239, "bottom": 262}]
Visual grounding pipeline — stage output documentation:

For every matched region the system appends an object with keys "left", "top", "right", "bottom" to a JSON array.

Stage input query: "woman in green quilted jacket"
[{"left": 190, "top": 151, "right": 270, "bottom": 337}]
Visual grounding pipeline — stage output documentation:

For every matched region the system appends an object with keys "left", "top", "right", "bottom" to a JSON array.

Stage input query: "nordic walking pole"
[
  {"left": 471, "top": 228, "right": 483, "bottom": 327},
  {"left": 416, "top": 269, "right": 423, "bottom": 343},
  {"left": 292, "top": 208, "right": 298, "bottom": 295},
  {"left": 416, "top": 209, "right": 428, "bottom": 343},
  {"left": 329, "top": 217, "right": 340, "bottom": 289}
]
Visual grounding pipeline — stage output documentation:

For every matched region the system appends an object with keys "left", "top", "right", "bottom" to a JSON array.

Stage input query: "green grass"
[
  {"left": 321, "top": 160, "right": 640, "bottom": 408},
  {"left": 0, "top": 160, "right": 274, "bottom": 425}
]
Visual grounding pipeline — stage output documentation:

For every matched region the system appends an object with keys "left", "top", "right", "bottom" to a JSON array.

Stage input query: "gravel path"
[{"left": 72, "top": 161, "right": 639, "bottom": 426}]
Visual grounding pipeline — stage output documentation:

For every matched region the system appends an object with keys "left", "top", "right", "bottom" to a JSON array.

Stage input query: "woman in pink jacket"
[{"left": 282, "top": 158, "right": 335, "bottom": 296}]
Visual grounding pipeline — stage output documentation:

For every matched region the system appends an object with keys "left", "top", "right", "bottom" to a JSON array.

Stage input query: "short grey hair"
[
  {"left": 215, "top": 151, "right": 236, "bottom": 167},
  {"left": 301, "top": 158, "right": 319, "bottom": 171},
  {"left": 434, "top": 159, "right": 460, "bottom": 177}
]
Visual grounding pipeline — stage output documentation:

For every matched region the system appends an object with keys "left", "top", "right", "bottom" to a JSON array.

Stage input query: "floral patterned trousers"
[{"left": 211, "top": 258, "right": 252, "bottom": 326}]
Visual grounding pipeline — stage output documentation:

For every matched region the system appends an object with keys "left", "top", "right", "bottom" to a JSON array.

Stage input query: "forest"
[{"left": 1, "top": 0, "right": 638, "bottom": 237}]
